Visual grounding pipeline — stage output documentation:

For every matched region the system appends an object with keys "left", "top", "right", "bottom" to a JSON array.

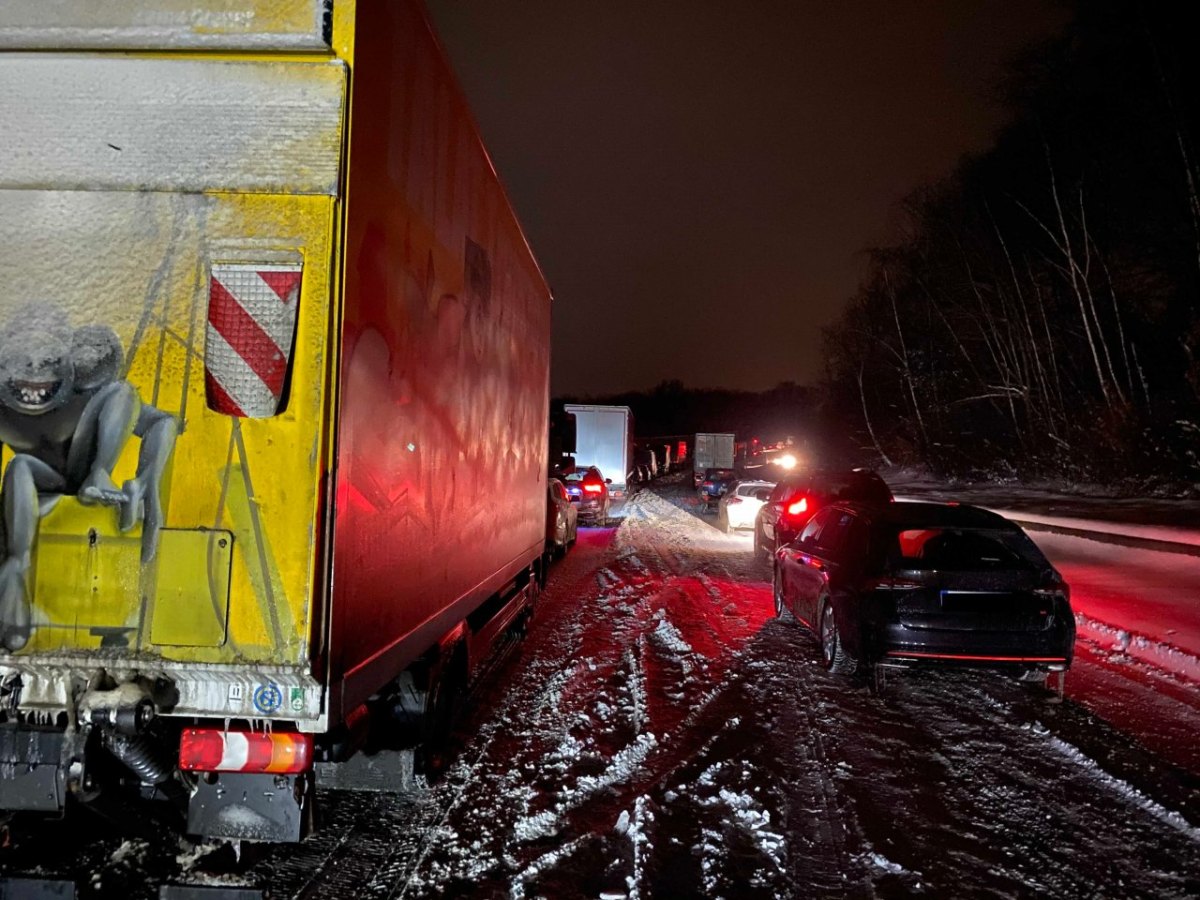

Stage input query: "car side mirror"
[{"left": 605, "top": 478, "right": 612, "bottom": 484}]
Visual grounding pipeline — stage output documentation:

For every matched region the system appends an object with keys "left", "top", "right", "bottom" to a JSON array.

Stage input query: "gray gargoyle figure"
[{"left": 0, "top": 304, "right": 178, "bottom": 652}]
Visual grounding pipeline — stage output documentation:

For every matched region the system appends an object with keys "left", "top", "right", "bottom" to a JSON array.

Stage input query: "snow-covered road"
[{"left": 3, "top": 479, "right": 1199, "bottom": 898}]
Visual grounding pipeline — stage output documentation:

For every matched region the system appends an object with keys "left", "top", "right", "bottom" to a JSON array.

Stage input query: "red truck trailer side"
[{"left": 328, "top": 0, "right": 553, "bottom": 729}]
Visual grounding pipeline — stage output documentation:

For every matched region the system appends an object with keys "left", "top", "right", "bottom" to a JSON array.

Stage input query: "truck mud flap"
[{"left": 187, "top": 772, "right": 311, "bottom": 843}]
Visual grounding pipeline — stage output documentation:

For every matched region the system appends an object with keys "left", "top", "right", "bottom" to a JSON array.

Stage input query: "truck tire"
[{"left": 392, "top": 650, "right": 466, "bottom": 776}]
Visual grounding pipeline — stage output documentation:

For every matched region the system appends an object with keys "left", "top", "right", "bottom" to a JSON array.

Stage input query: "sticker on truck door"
[{"left": 252, "top": 681, "right": 283, "bottom": 714}]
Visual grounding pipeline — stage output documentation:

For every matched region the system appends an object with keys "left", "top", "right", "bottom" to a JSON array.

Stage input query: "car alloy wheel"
[
  {"left": 819, "top": 600, "right": 857, "bottom": 675},
  {"left": 773, "top": 567, "right": 792, "bottom": 622}
]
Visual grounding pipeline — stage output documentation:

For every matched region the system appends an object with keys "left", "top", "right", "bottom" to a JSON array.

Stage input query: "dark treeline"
[
  {"left": 557, "top": 380, "right": 818, "bottom": 445},
  {"left": 821, "top": 0, "right": 1200, "bottom": 485}
]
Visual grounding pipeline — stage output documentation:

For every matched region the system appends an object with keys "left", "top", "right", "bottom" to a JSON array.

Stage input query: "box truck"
[
  {"left": 563, "top": 405, "right": 634, "bottom": 505},
  {"left": 0, "top": 0, "right": 551, "bottom": 842},
  {"left": 693, "top": 432, "right": 736, "bottom": 485}
]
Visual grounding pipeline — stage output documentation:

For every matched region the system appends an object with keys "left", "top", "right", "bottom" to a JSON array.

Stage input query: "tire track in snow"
[{"left": 827, "top": 670, "right": 1200, "bottom": 898}]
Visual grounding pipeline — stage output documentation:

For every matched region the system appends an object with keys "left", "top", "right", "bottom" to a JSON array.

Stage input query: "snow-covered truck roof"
[{"left": 0, "top": 0, "right": 331, "bottom": 51}]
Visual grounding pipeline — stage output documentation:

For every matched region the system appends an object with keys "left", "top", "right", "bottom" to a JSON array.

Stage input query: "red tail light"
[
  {"left": 703, "top": 481, "right": 713, "bottom": 488},
  {"left": 179, "top": 728, "right": 313, "bottom": 774},
  {"left": 786, "top": 496, "right": 808, "bottom": 516},
  {"left": 583, "top": 483, "right": 603, "bottom": 494}
]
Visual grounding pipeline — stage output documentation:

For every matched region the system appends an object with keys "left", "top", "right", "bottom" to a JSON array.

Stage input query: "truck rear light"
[
  {"left": 205, "top": 263, "right": 302, "bottom": 418},
  {"left": 179, "top": 728, "right": 313, "bottom": 774},
  {"left": 786, "top": 497, "right": 808, "bottom": 516},
  {"left": 583, "top": 483, "right": 603, "bottom": 494}
]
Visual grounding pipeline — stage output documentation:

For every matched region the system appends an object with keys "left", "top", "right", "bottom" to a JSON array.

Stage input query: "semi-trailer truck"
[
  {"left": 693, "top": 432, "right": 736, "bottom": 485},
  {"left": 0, "top": 0, "right": 552, "bottom": 843}
]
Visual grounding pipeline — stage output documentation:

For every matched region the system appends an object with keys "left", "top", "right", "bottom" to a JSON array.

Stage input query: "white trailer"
[
  {"left": 564, "top": 404, "right": 634, "bottom": 500},
  {"left": 693, "top": 432, "right": 736, "bottom": 484}
]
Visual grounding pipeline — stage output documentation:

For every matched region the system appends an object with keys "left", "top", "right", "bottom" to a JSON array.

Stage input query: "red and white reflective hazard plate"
[{"left": 205, "top": 263, "right": 302, "bottom": 418}]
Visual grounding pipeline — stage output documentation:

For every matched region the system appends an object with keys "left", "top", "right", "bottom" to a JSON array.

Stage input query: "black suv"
[{"left": 753, "top": 468, "right": 892, "bottom": 559}]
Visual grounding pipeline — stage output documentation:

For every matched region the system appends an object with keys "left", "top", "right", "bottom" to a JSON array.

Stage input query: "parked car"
[
  {"left": 546, "top": 477, "right": 579, "bottom": 558},
  {"left": 563, "top": 466, "right": 611, "bottom": 525},
  {"left": 754, "top": 468, "right": 892, "bottom": 560},
  {"left": 717, "top": 480, "right": 775, "bottom": 533},
  {"left": 697, "top": 467, "right": 739, "bottom": 513},
  {"left": 772, "top": 501, "right": 1074, "bottom": 690}
]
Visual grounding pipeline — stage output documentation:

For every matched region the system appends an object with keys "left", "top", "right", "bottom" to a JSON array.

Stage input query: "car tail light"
[
  {"left": 1035, "top": 585, "right": 1070, "bottom": 604},
  {"left": 583, "top": 483, "right": 603, "bottom": 494},
  {"left": 703, "top": 481, "right": 713, "bottom": 489},
  {"left": 179, "top": 728, "right": 313, "bottom": 774},
  {"left": 785, "top": 496, "right": 808, "bottom": 516},
  {"left": 206, "top": 263, "right": 302, "bottom": 418}
]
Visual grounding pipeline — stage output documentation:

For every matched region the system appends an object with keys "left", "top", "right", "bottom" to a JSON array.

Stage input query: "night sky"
[{"left": 425, "top": 1, "right": 1068, "bottom": 398}]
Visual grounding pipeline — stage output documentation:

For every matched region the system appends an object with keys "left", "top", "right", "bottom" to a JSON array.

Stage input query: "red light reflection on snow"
[
  {"left": 568, "top": 549, "right": 775, "bottom": 741},
  {"left": 1050, "top": 558, "right": 1200, "bottom": 775}
]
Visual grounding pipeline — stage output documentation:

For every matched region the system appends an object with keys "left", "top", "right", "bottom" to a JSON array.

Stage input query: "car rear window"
[
  {"left": 809, "top": 472, "right": 890, "bottom": 503},
  {"left": 885, "top": 527, "right": 1047, "bottom": 571},
  {"left": 770, "top": 475, "right": 808, "bottom": 502}
]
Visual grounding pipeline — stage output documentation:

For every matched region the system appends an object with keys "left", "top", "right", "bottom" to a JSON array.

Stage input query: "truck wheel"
[
  {"left": 394, "top": 653, "right": 465, "bottom": 777},
  {"left": 421, "top": 653, "right": 465, "bottom": 776}
]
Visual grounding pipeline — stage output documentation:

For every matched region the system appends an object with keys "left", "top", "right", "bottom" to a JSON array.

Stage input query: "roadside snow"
[{"left": 1075, "top": 612, "right": 1200, "bottom": 683}]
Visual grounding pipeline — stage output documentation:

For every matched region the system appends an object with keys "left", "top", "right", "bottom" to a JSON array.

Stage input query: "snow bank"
[
  {"left": 1074, "top": 613, "right": 1200, "bottom": 684},
  {"left": 985, "top": 508, "right": 1200, "bottom": 551}
]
